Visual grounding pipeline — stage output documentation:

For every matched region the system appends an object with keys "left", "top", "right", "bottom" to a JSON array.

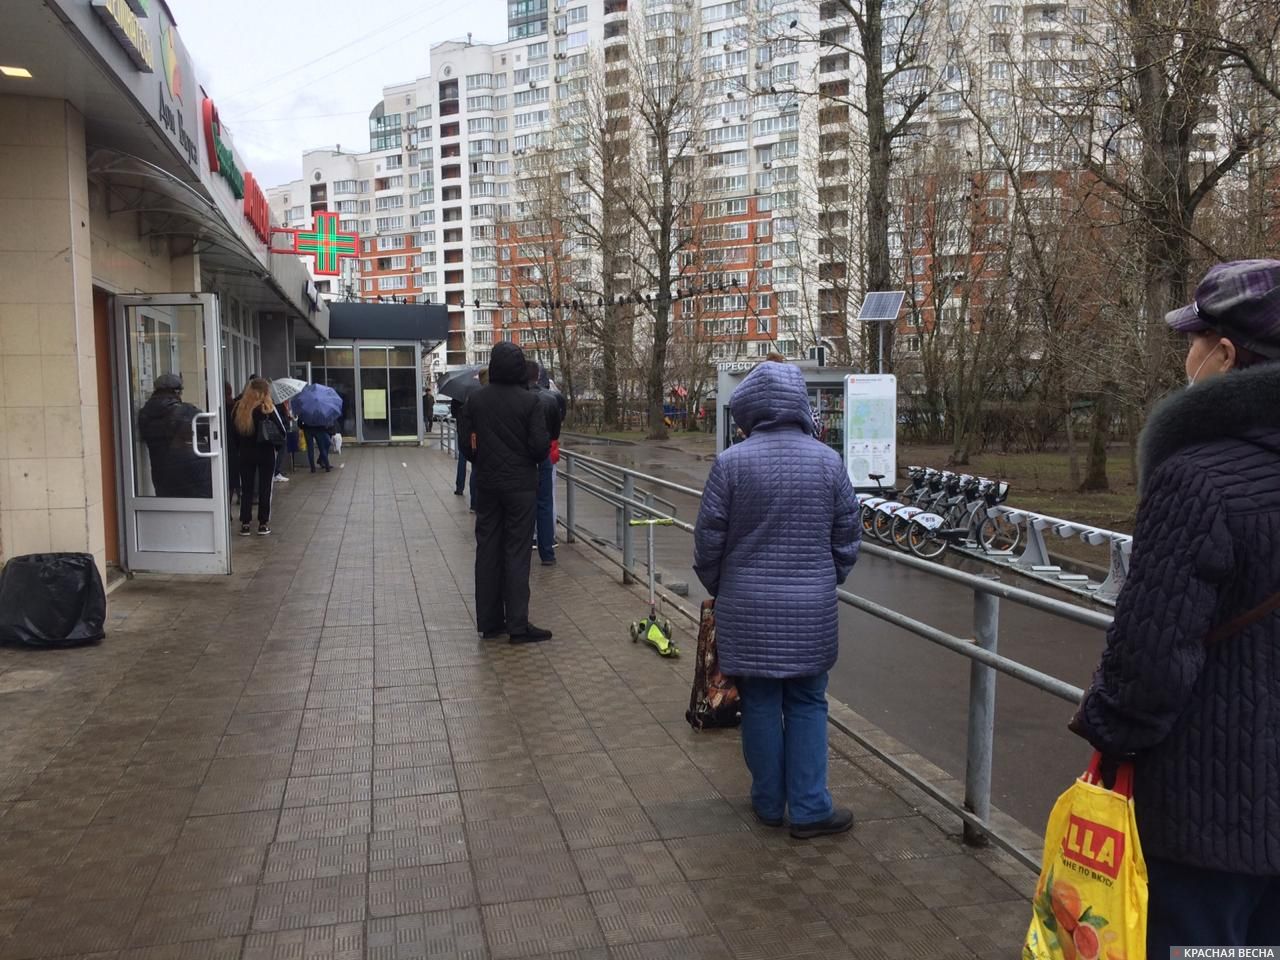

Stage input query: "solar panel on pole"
[
  {"left": 857, "top": 291, "right": 906, "bottom": 374},
  {"left": 857, "top": 291, "right": 906, "bottom": 322}
]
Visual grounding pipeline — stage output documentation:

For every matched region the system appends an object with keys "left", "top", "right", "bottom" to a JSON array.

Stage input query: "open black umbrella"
[{"left": 437, "top": 366, "right": 484, "bottom": 402}]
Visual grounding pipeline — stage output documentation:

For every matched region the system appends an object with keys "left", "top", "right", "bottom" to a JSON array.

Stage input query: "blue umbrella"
[{"left": 292, "top": 383, "right": 343, "bottom": 427}]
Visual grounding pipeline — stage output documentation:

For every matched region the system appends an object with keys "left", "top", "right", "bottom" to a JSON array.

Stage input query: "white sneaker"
[{"left": 273, "top": 474, "right": 289, "bottom": 482}]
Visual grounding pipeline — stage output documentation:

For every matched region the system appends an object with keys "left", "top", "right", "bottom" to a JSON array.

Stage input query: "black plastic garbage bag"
[{"left": 0, "top": 553, "right": 106, "bottom": 648}]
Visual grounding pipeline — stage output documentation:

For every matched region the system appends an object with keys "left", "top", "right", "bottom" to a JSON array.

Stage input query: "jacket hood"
[
  {"left": 730, "top": 362, "right": 816, "bottom": 436},
  {"left": 489, "top": 341, "right": 529, "bottom": 385},
  {"left": 1140, "top": 361, "right": 1280, "bottom": 491}
]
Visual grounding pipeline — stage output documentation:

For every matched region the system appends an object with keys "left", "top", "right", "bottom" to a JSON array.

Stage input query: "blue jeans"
[
  {"left": 304, "top": 428, "right": 331, "bottom": 470},
  {"left": 456, "top": 445, "right": 475, "bottom": 508},
  {"left": 736, "top": 673, "right": 832, "bottom": 825},
  {"left": 534, "top": 458, "right": 555, "bottom": 560}
]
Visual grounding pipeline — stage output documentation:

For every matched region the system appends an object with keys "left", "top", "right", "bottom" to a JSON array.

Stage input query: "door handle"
[{"left": 192, "top": 411, "right": 219, "bottom": 459}]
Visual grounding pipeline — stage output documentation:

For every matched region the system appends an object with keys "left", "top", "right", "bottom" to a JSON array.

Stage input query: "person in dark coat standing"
[
  {"left": 231, "top": 378, "right": 280, "bottom": 536},
  {"left": 527, "top": 361, "right": 563, "bottom": 566},
  {"left": 137, "top": 373, "right": 211, "bottom": 498},
  {"left": 1071, "top": 260, "right": 1280, "bottom": 953},
  {"left": 458, "top": 342, "right": 552, "bottom": 643},
  {"left": 693, "top": 359, "right": 861, "bottom": 839},
  {"left": 451, "top": 396, "right": 476, "bottom": 510}
]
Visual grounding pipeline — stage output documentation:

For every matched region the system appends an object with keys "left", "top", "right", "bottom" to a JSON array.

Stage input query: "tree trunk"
[
  {"left": 1065, "top": 402, "right": 1080, "bottom": 489},
  {"left": 863, "top": 11, "right": 894, "bottom": 373},
  {"left": 1080, "top": 388, "right": 1112, "bottom": 492}
]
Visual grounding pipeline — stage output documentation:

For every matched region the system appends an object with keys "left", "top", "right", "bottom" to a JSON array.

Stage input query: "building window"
[{"left": 385, "top": 155, "right": 404, "bottom": 169}]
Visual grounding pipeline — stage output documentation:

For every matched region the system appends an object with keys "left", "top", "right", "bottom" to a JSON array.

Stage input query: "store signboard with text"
[
  {"left": 843, "top": 375, "right": 897, "bottom": 490},
  {"left": 50, "top": 0, "right": 201, "bottom": 174}
]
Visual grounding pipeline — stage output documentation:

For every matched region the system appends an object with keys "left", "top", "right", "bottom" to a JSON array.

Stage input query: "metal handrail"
[{"left": 557, "top": 445, "right": 1112, "bottom": 870}]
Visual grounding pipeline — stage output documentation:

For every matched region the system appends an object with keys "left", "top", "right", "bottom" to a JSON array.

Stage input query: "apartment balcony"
[
  {"left": 604, "top": 0, "right": 627, "bottom": 14},
  {"left": 439, "top": 99, "right": 460, "bottom": 117}
]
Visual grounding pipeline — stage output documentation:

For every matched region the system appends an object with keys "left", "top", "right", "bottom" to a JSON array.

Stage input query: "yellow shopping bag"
[
  {"left": 298, "top": 431, "right": 308, "bottom": 452},
  {"left": 1024, "top": 754, "right": 1147, "bottom": 960}
]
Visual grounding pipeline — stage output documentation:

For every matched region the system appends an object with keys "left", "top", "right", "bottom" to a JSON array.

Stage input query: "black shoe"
[
  {"left": 789, "top": 807, "right": 853, "bottom": 840},
  {"left": 480, "top": 628, "right": 509, "bottom": 640},
  {"left": 310, "top": 467, "right": 317, "bottom": 473},
  {"left": 257, "top": 524, "right": 272, "bottom": 536},
  {"left": 509, "top": 624, "right": 552, "bottom": 643},
  {"left": 753, "top": 808, "right": 784, "bottom": 828},
  {"left": 541, "top": 557, "right": 556, "bottom": 567},
  {"left": 239, "top": 524, "right": 252, "bottom": 537},
  {"left": 454, "top": 489, "right": 464, "bottom": 496}
]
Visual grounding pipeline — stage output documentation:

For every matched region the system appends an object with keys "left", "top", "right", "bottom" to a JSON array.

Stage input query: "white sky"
[{"left": 167, "top": 0, "right": 507, "bottom": 188}]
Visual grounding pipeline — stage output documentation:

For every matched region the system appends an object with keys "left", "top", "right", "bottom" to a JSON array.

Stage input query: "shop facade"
[{"left": 1, "top": 1, "right": 327, "bottom": 578}]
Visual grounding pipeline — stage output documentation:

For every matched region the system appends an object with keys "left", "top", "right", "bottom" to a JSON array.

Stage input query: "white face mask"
[{"left": 1187, "top": 350, "right": 1217, "bottom": 388}]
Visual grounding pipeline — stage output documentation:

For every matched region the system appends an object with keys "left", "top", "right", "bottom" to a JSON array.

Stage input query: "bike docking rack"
[
  {"left": 548, "top": 445, "right": 1113, "bottom": 872},
  {"left": 961, "top": 507, "right": 1133, "bottom": 607}
]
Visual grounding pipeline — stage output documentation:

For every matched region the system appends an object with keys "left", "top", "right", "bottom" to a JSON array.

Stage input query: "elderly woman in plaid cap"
[{"left": 1071, "top": 260, "right": 1280, "bottom": 953}]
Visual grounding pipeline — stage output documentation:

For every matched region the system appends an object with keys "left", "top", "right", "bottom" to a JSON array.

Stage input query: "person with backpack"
[
  {"left": 693, "top": 358, "right": 861, "bottom": 839},
  {"left": 1070, "top": 260, "right": 1280, "bottom": 953},
  {"left": 137, "top": 373, "right": 211, "bottom": 499},
  {"left": 231, "top": 378, "right": 282, "bottom": 536}
]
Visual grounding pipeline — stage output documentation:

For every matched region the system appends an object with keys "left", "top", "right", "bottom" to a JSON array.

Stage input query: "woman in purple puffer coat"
[{"left": 694, "top": 359, "right": 861, "bottom": 839}]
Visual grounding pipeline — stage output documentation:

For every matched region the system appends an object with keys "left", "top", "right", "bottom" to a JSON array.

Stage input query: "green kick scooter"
[{"left": 628, "top": 517, "right": 679, "bottom": 657}]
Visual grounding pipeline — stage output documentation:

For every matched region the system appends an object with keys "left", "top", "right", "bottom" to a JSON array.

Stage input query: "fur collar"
[{"left": 1139, "top": 363, "right": 1280, "bottom": 491}]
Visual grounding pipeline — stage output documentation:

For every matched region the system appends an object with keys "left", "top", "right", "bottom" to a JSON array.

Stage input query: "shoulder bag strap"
[{"left": 1206, "top": 589, "right": 1280, "bottom": 646}]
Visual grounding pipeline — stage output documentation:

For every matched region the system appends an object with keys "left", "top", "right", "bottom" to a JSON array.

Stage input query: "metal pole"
[
  {"left": 563, "top": 453, "right": 576, "bottom": 544},
  {"left": 877, "top": 322, "right": 885, "bottom": 375},
  {"left": 621, "top": 473, "right": 635, "bottom": 584},
  {"left": 964, "top": 578, "right": 1000, "bottom": 846}
]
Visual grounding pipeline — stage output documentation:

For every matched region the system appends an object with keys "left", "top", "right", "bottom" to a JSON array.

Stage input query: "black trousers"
[
  {"left": 474, "top": 486, "right": 536, "bottom": 634},
  {"left": 238, "top": 450, "right": 274, "bottom": 525},
  {"left": 1147, "top": 857, "right": 1280, "bottom": 953}
]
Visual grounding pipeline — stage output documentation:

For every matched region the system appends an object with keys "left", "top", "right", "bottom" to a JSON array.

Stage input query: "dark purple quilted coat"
[
  {"left": 1073, "top": 362, "right": 1280, "bottom": 875},
  {"left": 693, "top": 362, "right": 861, "bottom": 678}
]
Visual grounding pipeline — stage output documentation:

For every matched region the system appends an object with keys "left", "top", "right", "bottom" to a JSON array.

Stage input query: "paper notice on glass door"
[{"left": 363, "top": 389, "right": 387, "bottom": 420}]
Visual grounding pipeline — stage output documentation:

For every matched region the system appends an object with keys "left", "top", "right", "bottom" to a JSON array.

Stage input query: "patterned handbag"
[{"left": 685, "top": 600, "right": 742, "bottom": 730}]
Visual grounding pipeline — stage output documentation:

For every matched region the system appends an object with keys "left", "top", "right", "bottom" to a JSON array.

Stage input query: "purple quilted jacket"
[
  {"left": 693, "top": 362, "right": 861, "bottom": 678},
  {"left": 1073, "top": 362, "right": 1280, "bottom": 875}
]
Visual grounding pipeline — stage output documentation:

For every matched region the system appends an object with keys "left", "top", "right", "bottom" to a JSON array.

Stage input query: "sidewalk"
[{"left": 0, "top": 446, "right": 1031, "bottom": 959}]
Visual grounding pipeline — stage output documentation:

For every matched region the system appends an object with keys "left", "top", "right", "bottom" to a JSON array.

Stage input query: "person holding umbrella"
[
  {"left": 457, "top": 343, "right": 552, "bottom": 643},
  {"left": 439, "top": 366, "right": 483, "bottom": 510},
  {"left": 291, "top": 383, "right": 343, "bottom": 473}
]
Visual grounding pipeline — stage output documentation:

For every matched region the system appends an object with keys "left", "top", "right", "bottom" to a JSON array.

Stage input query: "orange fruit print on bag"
[{"left": 1023, "top": 754, "right": 1148, "bottom": 960}]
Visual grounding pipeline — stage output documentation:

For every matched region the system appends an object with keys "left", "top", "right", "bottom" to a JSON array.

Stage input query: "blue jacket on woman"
[
  {"left": 1073, "top": 362, "right": 1280, "bottom": 875},
  {"left": 693, "top": 361, "right": 861, "bottom": 678}
]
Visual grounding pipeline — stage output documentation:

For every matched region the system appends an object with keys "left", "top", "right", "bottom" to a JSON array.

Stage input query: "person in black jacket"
[
  {"left": 1071, "top": 260, "right": 1280, "bottom": 953},
  {"left": 137, "top": 373, "right": 211, "bottom": 498},
  {"left": 450, "top": 396, "right": 476, "bottom": 510},
  {"left": 458, "top": 342, "right": 552, "bottom": 643},
  {"left": 231, "top": 378, "right": 281, "bottom": 536},
  {"left": 527, "top": 361, "right": 563, "bottom": 566}
]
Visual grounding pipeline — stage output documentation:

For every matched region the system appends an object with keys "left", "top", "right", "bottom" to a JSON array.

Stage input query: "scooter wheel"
[
  {"left": 629, "top": 623, "right": 641, "bottom": 642},
  {"left": 661, "top": 620, "right": 672, "bottom": 637}
]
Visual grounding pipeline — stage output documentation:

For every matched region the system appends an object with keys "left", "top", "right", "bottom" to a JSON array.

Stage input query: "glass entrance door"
[{"left": 114, "top": 294, "right": 230, "bottom": 575}]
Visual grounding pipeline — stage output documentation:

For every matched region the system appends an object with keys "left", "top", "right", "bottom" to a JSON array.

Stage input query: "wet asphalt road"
[{"left": 557, "top": 438, "right": 1110, "bottom": 834}]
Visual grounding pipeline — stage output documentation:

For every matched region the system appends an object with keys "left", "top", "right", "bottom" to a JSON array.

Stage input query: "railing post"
[
  {"left": 563, "top": 453, "right": 576, "bottom": 544},
  {"left": 964, "top": 577, "right": 1000, "bottom": 846},
  {"left": 621, "top": 473, "right": 635, "bottom": 584}
]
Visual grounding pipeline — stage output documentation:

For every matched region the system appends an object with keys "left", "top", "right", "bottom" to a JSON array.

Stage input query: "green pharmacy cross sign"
[{"left": 272, "top": 212, "right": 361, "bottom": 277}]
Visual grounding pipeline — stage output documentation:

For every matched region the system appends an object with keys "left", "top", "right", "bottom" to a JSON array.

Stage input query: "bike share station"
[{"left": 715, "top": 359, "right": 1133, "bottom": 605}]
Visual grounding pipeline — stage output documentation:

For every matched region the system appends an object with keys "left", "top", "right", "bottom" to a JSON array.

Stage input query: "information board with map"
[{"left": 843, "top": 375, "right": 897, "bottom": 489}]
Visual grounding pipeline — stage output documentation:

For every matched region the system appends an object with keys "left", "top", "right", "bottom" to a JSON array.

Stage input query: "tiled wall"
[{"left": 0, "top": 96, "right": 100, "bottom": 571}]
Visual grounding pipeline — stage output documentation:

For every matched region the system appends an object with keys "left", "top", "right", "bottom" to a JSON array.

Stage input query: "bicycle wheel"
[
  {"left": 907, "top": 519, "right": 948, "bottom": 559},
  {"left": 979, "top": 514, "right": 1021, "bottom": 553},
  {"left": 892, "top": 514, "right": 914, "bottom": 549},
  {"left": 872, "top": 510, "right": 896, "bottom": 542},
  {"left": 861, "top": 505, "right": 877, "bottom": 536}
]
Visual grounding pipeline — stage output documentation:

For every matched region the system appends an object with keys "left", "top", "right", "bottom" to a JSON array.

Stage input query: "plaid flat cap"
[{"left": 1166, "top": 259, "right": 1280, "bottom": 358}]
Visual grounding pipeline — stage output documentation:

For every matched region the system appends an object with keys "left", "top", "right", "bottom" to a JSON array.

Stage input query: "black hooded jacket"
[
  {"left": 458, "top": 342, "right": 550, "bottom": 491},
  {"left": 1073, "top": 362, "right": 1280, "bottom": 874},
  {"left": 138, "top": 391, "right": 211, "bottom": 498}
]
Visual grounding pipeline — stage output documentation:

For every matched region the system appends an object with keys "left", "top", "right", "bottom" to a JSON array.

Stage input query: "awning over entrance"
[
  {"left": 327, "top": 302, "right": 449, "bottom": 344},
  {"left": 88, "top": 149, "right": 329, "bottom": 338}
]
